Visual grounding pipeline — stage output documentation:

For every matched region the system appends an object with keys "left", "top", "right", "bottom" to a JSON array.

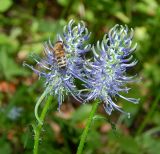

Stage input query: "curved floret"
[
  {"left": 24, "top": 20, "right": 91, "bottom": 110},
  {"left": 58, "top": 19, "right": 91, "bottom": 55},
  {"left": 84, "top": 24, "right": 139, "bottom": 116},
  {"left": 58, "top": 19, "right": 91, "bottom": 81}
]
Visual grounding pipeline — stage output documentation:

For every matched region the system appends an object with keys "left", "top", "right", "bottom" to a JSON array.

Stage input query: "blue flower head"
[
  {"left": 84, "top": 24, "right": 139, "bottom": 116},
  {"left": 24, "top": 20, "right": 91, "bottom": 110},
  {"left": 58, "top": 20, "right": 91, "bottom": 82},
  {"left": 24, "top": 20, "right": 139, "bottom": 119}
]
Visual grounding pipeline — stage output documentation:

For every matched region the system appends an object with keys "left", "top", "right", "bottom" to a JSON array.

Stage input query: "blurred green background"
[{"left": 0, "top": 0, "right": 160, "bottom": 154}]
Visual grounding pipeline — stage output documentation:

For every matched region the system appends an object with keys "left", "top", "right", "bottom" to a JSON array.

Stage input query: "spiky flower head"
[
  {"left": 58, "top": 19, "right": 91, "bottom": 81},
  {"left": 59, "top": 19, "right": 91, "bottom": 55},
  {"left": 84, "top": 24, "right": 139, "bottom": 116},
  {"left": 24, "top": 20, "right": 91, "bottom": 110}
]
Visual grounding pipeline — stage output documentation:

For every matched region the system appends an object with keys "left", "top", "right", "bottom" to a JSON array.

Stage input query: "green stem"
[
  {"left": 136, "top": 93, "right": 160, "bottom": 135},
  {"left": 33, "top": 90, "right": 52, "bottom": 154},
  {"left": 76, "top": 100, "right": 99, "bottom": 154},
  {"left": 35, "top": 88, "right": 49, "bottom": 125}
]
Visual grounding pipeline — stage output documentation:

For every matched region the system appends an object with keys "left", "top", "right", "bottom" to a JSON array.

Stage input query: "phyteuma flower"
[
  {"left": 23, "top": 19, "right": 91, "bottom": 114},
  {"left": 58, "top": 19, "right": 91, "bottom": 81},
  {"left": 84, "top": 24, "right": 139, "bottom": 117}
]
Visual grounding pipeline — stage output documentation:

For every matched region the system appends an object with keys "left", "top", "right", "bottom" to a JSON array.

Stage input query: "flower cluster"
[
  {"left": 24, "top": 20, "right": 91, "bottom": 110},
  {"left": 24, "top": 20, "right": 139, "bottom": 116},
  {"left": 84, "top": 24, "right": 139, "bottom": 116}
]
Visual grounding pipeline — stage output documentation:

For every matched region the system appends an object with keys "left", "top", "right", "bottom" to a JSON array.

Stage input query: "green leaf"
[
  {"left": 0, "top": 34, "right": 9, "bottom": 44},
  {"left": 57, "top": 0, "right": 69, "bottom": 7},
  {"left": 0, "top": 50, "right": 29, "bottom": 80},
  {"left": 38, "top": 19, "right": 64, "bottom": 33},
  {"left": 0, "top": 140, "right": 11, "bottom": 154},
  {"left": 119, "top": 136, "right": 140, "bottom": 154},
  {"left": 0, "top": 0, "right": 13, "bottom": 12},
  {"left": 93, "top": 115, "right": 106, "bottom": 121},
  {"left": 115, "top": 12, "right": 130, "bottom": 23},
  {"left": 136, "top": 133, "right": 160, "bottom": 154},
  {"left": 108, "top": 132, "right": 141, "bottom": 154},
  {"left": 71, "top": 104, "right": 92, "bottom": 123},
  {"left": 0, "top": 34, "right": 19, "bottom": 54},
  {"left": 21, "top": 125, "right": 34, "bottom": 149},
  {"left": 85, "top": 130, "right": 101, "bottom": 152}
]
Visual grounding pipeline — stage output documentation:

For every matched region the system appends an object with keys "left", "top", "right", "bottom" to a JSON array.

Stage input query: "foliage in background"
[{"left": 0, "top": 0, "right": 160, "bottom": 154}]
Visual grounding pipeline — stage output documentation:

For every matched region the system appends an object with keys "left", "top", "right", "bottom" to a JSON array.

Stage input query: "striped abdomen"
[{"left": 53, "top": 41, "right": 67, "bottom": 69}]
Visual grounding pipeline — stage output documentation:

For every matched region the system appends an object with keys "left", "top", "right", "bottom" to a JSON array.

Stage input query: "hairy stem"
[
  {"left": 76, "top": 100, "right": 99, "bottom": 154},
  {"left": 33, "top": 89, "right": 52, "bottom": 154}
]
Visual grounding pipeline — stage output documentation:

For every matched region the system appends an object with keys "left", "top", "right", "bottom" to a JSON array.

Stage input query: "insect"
[{"left": 53, "top": 41, "right": 67, "bottom": 69}]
